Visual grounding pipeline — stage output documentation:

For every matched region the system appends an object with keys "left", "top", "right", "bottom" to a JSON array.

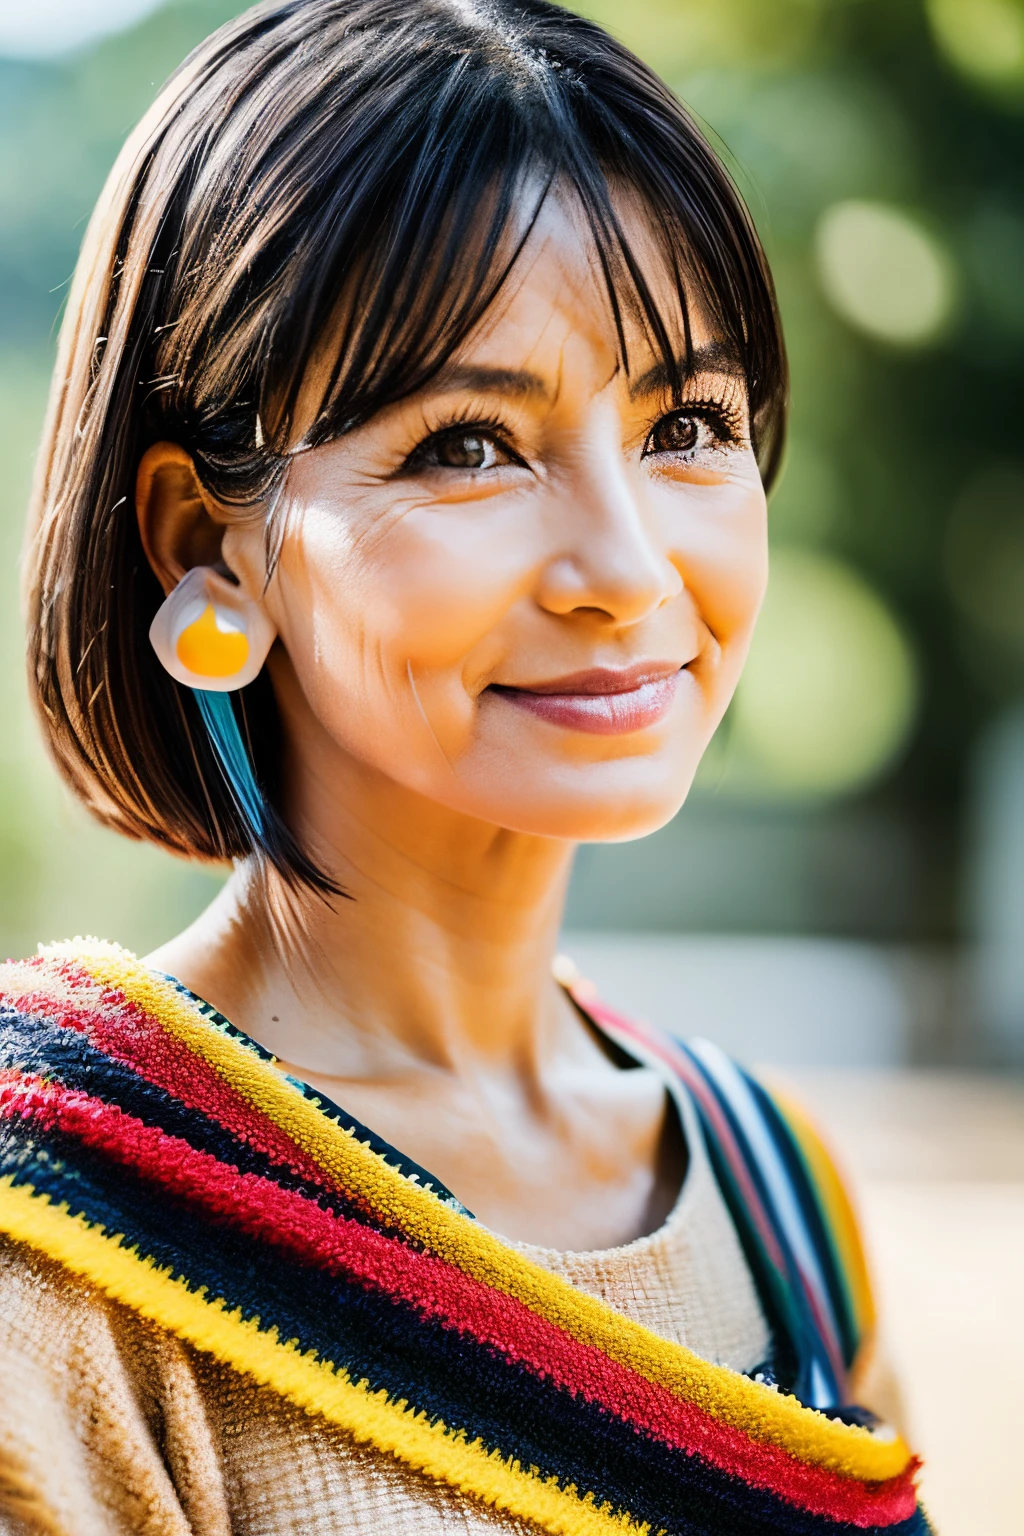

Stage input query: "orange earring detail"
[
  {"left": 176, "top": 603, "right": 249, "bottom": 679},
  {"left": 149, "top": 567, "right": 276, "bottom": 691}
]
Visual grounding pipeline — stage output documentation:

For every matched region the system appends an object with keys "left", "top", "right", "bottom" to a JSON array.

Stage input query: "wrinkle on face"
[{"left": 231, "top": 190, "right": 768, "bottom": 851}]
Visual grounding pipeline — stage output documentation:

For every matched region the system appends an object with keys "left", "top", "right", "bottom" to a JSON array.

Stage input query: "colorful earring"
[{"left": 149, "top": 566, "right": 276, "bottom": 692}]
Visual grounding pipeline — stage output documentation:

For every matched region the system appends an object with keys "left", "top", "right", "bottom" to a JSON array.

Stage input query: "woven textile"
[{"left": 0, "top": 941, "right": 929, "bottom": 1536}]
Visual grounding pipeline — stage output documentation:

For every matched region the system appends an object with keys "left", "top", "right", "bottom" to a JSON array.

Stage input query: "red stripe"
[
  {"left": 7, "top": 963, "right": 339, "bottom": 1195},
  {"left": 0, "top": 1071, "right": 916, "bottom": 1526}
]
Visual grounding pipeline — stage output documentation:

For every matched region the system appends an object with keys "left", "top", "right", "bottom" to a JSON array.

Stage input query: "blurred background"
[{"left": 0, "top": 1, "right": 1021, "bottom": 1529}]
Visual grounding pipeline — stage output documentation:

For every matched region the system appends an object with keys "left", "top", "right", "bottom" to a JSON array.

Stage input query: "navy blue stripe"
[
  {"left": 0, "top": 1006, "right": 442, "bottom": 1241},
  {"left": 0, "top": 1117, "right": 924, "bottom": 1536},
  {"left": 744, "top": 1071, "right": 859, "bottom": 1369},
  {"left": 676, "top": 1042, "right": 823, "bottom": 1398},
  {"left": 686, "top": 1094, "right": 803, "bottom": 1389}
]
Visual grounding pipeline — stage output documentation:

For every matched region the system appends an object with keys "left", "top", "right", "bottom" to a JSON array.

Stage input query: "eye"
[
  {"left": 644, "top": 407, "right": 735, "bottom": 459},
  {"left": 410, "top": 426, "right": 517, "bottom": 472},
  {"left": 650, "top": 414, "right": 699, "bottom": 454}
]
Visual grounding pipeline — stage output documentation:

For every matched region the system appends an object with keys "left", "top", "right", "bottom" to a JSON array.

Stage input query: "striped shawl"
[{"left": 0, "top": 941, "right": 929, "bottom": 1536}]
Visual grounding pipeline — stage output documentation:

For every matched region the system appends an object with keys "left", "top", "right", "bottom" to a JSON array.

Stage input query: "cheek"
[
  {"left": 269, "top": 494, "right": 539, "bottom": 691},
  {"left": 360, "top": 506, "right": 537, "bottom": 669},
  {"left": 661, "top": 477, "right": 768, "bottom": 651}
]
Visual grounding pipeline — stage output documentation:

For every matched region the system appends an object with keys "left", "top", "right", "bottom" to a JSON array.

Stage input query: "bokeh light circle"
[
  {"left": 729, "top": 548, "right": 918, "bottom": 797},
  {"left": 815, "top": 199, "right": 957, "bottom": 345},
  {"left": 926, "top": 0, "right": 1024, "bottom": 88}
]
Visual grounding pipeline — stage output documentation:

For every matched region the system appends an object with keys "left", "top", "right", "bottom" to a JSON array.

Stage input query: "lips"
[{"left": 488, "top": 663, "right": 684, "bottom": 736}]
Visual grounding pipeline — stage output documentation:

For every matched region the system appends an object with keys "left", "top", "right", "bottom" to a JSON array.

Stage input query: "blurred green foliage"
[{"left": 0, "top": 0, "right": 1021, "bottom": 950}]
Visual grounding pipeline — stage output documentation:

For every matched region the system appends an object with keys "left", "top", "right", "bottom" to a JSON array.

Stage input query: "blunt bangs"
[{"left": 26, "top": 0, "right": 787, "bottom": 889}]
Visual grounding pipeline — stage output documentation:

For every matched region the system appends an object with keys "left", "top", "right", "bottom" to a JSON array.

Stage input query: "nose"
[{"left": 535, "top": 445, "right": 683, "bottom": 627}]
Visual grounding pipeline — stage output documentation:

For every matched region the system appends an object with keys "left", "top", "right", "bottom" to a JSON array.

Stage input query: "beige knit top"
[{"left": 0, "top": 1068, "right": 771, "bottom": 1536}]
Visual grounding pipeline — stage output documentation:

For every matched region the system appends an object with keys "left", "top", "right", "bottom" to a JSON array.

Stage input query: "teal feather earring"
[
  {"left": 149, "top": 565, "right": 277, "bottom": 844},
  {"left": 193, "top": 689, "right": 269, "bottom": 839}
]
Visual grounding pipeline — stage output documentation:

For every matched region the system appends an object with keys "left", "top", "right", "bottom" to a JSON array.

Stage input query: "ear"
[{"left": 136, "top": 442, "right": 226, "bottom": 597}]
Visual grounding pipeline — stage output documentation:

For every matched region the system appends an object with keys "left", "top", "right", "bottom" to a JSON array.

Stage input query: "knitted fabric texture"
[{"left": 0, "top": 942, "right": 928, "bottom": 1536}]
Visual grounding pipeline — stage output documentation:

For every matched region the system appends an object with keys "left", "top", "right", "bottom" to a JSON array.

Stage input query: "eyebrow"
[
  {"left": 428, "top": 363, "right": 552, "bottom": 401},
  {"left": 628, "top": 342, "right": 746, "bottom": 401},
  {"left": 424, "top": 345, "right": 744, "bottom": 407}
]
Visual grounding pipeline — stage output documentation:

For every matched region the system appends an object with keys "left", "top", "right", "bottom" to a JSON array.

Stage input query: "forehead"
[
  {"left": 442, "top": 187, "right": 739, "bottom": 389},
  {"left": 292, "top": 179, "right": 748, "bottom": 446}
]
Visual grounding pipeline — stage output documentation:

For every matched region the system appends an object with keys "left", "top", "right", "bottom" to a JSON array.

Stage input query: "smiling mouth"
[{"left": 488, "top": 663, "right": 685, "bottom": 737}]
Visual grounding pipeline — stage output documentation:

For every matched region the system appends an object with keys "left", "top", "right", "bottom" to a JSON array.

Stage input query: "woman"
[{"left": 0, "top": 1, "right": 926, "bottom": 1532}]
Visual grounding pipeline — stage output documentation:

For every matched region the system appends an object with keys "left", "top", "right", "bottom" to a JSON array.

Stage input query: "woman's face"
[{"left": 225, "top": 199, "right": 768, "bottom": 842}]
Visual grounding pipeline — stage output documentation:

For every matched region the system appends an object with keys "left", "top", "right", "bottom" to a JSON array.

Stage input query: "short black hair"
[{"left": 26, "top": 0, "right": 787, "bottom": 890}]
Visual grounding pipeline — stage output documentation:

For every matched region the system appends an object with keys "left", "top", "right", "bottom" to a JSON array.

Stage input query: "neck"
[{"left": 154, "top": 758, "right": 579, "bottom": 1084}]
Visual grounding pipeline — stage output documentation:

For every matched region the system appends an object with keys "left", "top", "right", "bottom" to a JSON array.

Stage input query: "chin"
[{"left": 461, "top": 757, "right": 700, "bottom": 843}]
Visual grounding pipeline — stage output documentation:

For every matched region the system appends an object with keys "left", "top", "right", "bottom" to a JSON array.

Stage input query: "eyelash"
[
  {"left": 642, "top": 398, "right": 746, "bottom": 458},
  {"left": 400, "top": 409, "right": 524, "bottom": 473},
  {"left": 400, "top": 394, "right": 747, "bottom": 473}
]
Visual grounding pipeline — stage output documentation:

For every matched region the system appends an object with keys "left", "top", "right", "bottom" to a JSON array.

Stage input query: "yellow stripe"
[
  {"left": 40, "top": 942, "right": 909, "bottom": 1482},
  {"left": 768, "top": 1088, "right": 876, "bottom": 1345},
  {"left": 0, "top": 1180, "right": 644, "bottom": 1536}
]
